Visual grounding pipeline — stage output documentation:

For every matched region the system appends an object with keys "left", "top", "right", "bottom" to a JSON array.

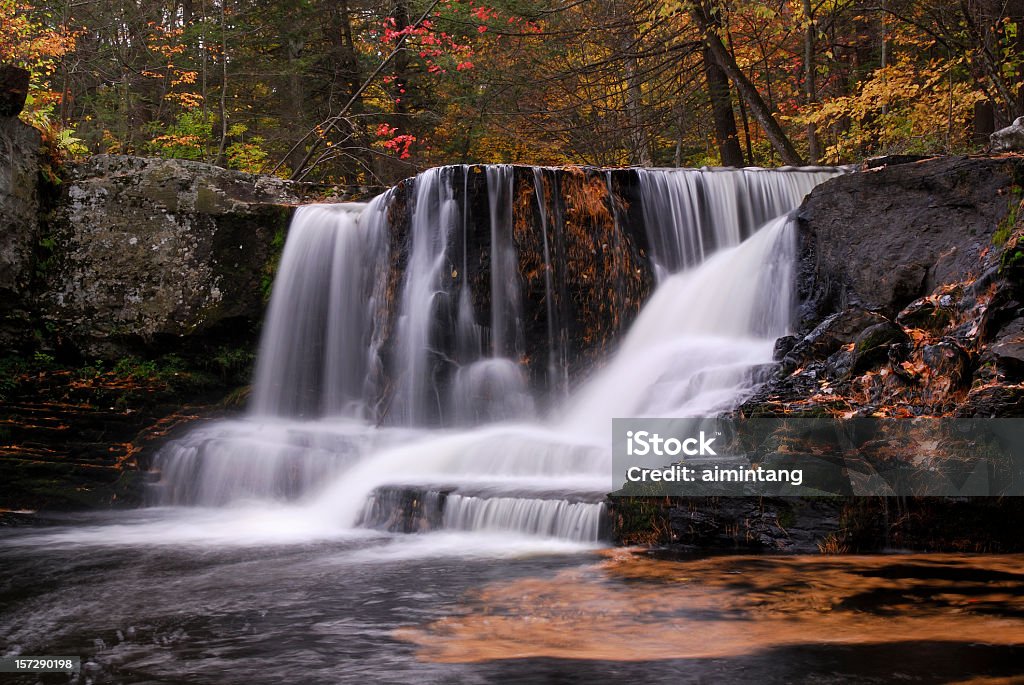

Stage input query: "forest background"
[{"left": 3, "top": 0, "right": 1023, "bottom": 190}]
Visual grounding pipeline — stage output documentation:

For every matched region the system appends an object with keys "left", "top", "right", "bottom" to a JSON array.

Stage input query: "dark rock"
[
  {"left": 0, "top": 116, "right": 42, "bottom": 350},
  {"left": 663, "top": 497, "right": 845, "bottom": 553},
  {"left": 921, "top": 339, "right": 972, "bottom": 388},
  {"left": 378, "top": 165, "right": 654, "bottom": 423},
  {"left": 897, "top": 298, "right": 937, "bottom": 328},
  {"left": 999, "top": 232, "right": 1024, "bottom": 292},
  {"left": 781, "top": 307, "right": 887, "bottom": 372},
  {"left": 852, "top": 321, "right": 910, "bottom": 373},
  {"left": 990, "top": 318, "right": 1024, "bottom": 379},
  {"left": 772, "top": 335, "right": 798, "bottom": 361},
  {"left": 0, "top": 65, "right": 30, "bottom": 117},
  {"left": 862, "top": 155, "right": 934, "bottom": 169},
  {"left": 990, "top": 116, "right": 1024, "bottom": 153},
  {"left": 957, "top": 384, "right": 1024, "bottom": 417},
  {"left": 797, "top": 156, "right": 1020, "bottom": 323},
  {"left": 824, "top": 347, "right": 855, "bottom": 379},
  {"left": 978, "top": 285, "right": 1023, "bottom": 340}
]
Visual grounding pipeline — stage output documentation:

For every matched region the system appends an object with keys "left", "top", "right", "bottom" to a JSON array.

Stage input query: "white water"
[
  {"left": 250, "top": 199, "right": 391, "bottom": 419},
  {"left": 144, "top": 166, "right": 840, "bottom": 548}
]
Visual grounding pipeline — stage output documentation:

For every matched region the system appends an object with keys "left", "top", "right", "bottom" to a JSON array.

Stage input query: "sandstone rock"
[{"left": 990, "top": 116, "right": 1024, "bottom": 153}]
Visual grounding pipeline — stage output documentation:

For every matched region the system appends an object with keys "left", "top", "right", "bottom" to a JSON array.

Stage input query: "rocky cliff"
[
  {"left": 0, "top": 116, "right": 43, "bottom": 349},
  {"left": 746, "top": 155, "right": 1024, "bottom": 420}
]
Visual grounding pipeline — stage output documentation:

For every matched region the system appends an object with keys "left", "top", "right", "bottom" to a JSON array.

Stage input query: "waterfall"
[
  {"left": 637, "top": 167, "right": 837, "bottom": 277},
  {"left": 250, "top": 198, "right": 391, "bottom": 419},
  {"left": 150, "top": 165, "right": 841, "bottom": 543}
]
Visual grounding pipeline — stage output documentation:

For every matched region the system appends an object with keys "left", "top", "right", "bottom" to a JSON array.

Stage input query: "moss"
[
  {"left": 994, "top": 188, "right": 1021, "bottom": 246},
  {"left": 993, "top": 223, "right": 1013, "bottom": 246},
  {"left": 261, "top": 222, "right": 288, "bottom": 301}
]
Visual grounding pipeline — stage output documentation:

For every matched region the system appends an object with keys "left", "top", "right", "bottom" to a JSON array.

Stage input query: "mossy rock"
[{"left": 852, "top": 321, "right": 909, "bottom": 373}]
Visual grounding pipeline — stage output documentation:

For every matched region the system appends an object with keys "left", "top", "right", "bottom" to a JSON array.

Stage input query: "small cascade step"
[{"left": 358, "top": 485, "right": 609, "bottom": 542}]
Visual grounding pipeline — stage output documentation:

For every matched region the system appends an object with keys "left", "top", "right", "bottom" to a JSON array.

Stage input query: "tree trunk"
[
  {"left": 330, "top": 0, "right": 360, "bottom": 102},
  {"left": 703, "top": 44, "right": 744, "bottom": 166},
  {"left": 285, "top": 35, "right": 306, "bottom": 172},
  {"left": 802, "top": 0, "right": 820, "bottom": 162},
  {"left": 691, "top": 2, "right": 804, "bottom": 166},
  {"left": 622, "top": 21, "right": 653, "bottom": 166}
]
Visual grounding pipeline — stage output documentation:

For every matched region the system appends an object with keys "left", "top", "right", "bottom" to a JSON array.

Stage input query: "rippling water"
[{"left": 2, "top": 514, "right": 1022, "bottom": 684}]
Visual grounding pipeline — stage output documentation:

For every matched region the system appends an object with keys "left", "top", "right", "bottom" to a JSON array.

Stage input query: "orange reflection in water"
[{"left": 395, "top": 551, "right": 1024, "bottom": 664}]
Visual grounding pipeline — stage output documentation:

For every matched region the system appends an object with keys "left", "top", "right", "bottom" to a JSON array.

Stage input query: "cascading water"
[{"left": 150, "top": 165, "right": 841, "bottom": 545}]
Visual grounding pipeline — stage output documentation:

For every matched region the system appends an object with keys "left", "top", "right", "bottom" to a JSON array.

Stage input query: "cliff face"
[
  {"left": 796, "top": 156, "right": 1020, "bottom": 322},
  {"left": 0, "top": 148, "right": 330, "bottom": 510},
  {"left": 0, "top": 117, "right": 43, "bottom": 349}
]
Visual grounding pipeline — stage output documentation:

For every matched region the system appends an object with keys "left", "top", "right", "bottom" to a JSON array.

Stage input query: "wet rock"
[
  {"left": 862, "top": 154, "right": 934, "bottom": 169},
  {"left": 999, "top": 232, "right": 1024, "bottom": 293},
  {"left": 824, "top": 347, "right": 855, "bottom": 380},
  {"left": 781, "top": 308, "right": 886, "bottom": 372},
  {"left": 978, "top": 286, "right": 1023, "bottom": 340},
  {"left": 898, "top": 296, "right": 956, "bottom": 332},
  {"left": 957, "top": 384, "right": 1024, "bottom": 417},
  {"left": 852, "top": 321, "right": 910, "bottom": 373},
  {"left": 990, "top": 116, "right": 1024, "bottom": 153},
  {"left": 663, "top": 497, "right": 846, "bottom": 553},
  {"left": 921, "top": 340, "right": 972, "bottom": 389},
  {"left": 897, "top": 298, "right": 937, "bottom": 327},
  {"left": 0, "top": 65, "right": 30, "bottom": 117},
  {"left": 773, "top": 335, "right": 798, "bottom": 361}
]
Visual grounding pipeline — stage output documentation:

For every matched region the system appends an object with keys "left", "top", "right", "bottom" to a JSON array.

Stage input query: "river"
[{"left": 2, "top": 514, "right": 1022, "bottom": 683}]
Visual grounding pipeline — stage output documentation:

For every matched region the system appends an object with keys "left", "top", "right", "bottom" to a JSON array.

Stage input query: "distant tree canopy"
[{"left": 7, "top": 0, "right": 1024, "bottom": 186}]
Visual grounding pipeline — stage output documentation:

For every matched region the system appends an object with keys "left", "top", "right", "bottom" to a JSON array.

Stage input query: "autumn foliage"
[{"left": 6, "top": 0, "right": 1024, "bottom": 183}]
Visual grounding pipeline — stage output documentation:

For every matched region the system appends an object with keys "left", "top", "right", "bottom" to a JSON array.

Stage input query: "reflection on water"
[
  {"left": 1, "top": 516, "right": 1023, "bottom": 684},
  {"left": 397, "top": 551, "right": 1024, "bottom": 671}
]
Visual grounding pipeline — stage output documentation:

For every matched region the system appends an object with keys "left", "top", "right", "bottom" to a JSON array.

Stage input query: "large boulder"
[
  {"left": 43, "top": 155, "right": 326, "bottom": 358},
  {"left": 0, "top": 116, "right": 42, "bottom": 349},
  {"left": 991, "top": 117, "right": 1024, "bottom": 153},
  {"left": 796, "top": 156, "right": 1023, "bottom": 325}
]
